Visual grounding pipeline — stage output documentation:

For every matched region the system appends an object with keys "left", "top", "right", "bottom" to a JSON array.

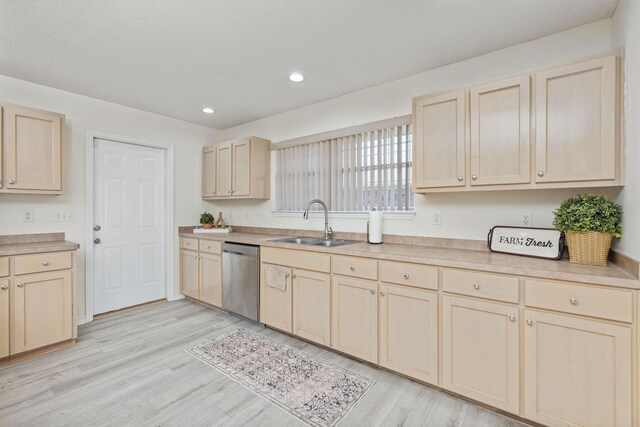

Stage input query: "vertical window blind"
[{"left": 275, "top": 119, "right": 413, "bottom": 212}]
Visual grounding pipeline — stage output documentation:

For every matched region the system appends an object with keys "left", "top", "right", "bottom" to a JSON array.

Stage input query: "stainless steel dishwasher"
[{"left": 222, "top": 242, "right": 260, "bottom": 322}]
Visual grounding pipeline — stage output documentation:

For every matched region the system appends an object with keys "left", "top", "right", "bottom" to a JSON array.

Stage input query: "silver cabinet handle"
[
  {"left": 473, "top": 283, "right": 480, "bottom": 290},
  {"left": 471, "top": 175, "right": 477, "bottom": 180},
  {"left": 370, "top": 289, "right": 375, "bottom": 295},
  {"left": 292, "top": 274, "right": 297, "bottom": 279},
  {"left": 526, "top": 319, "right": 534, "bottom": 326},
  {"left": 380, "top": 291, "right": 385, "bottom": 296},
  {"left": 403, "top": 273, "right": 409, "bottom": 280},
  {"left": 0, "top": 285, "right": 7, "bottom": 291},
  {"left": 42, "top": 261, "right": 50, "bottom": 266},
  {"left": 186, "top": 242, "right": 191, "bottom": 246},
  {"left": 350, "top": 266, "right": 356, "bottom": 272},
  {"left": 570, "top": 297, "right": 578, "bottom": 305},
  {"left": 8, "top": 179, "right": 15, "bottom": 185},
  {"left": 508, "top": 315, "right": 516, "bottom": 322},
  {"left": 457, "top": 176, "right": 463, "bottom": 182},
  {"left": 537, "top": 170, "right": 544, "bottom": 177},
  {"left": 17, "top": 283, "right": 24, "bottom": 288}
]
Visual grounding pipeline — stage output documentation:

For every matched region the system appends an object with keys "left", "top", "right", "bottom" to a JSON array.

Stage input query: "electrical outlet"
[
  {"left": 260, "top": 210, "right": 267, "bottom": 220},
  {"left": 433, "top": 210, "right": 442, "bottom": 225},
  {"left": 521, "top": 212, "right": 532, "bottom": 227},
  {"left": 23, "top": 209, "right": 34, "bottom": 222}
]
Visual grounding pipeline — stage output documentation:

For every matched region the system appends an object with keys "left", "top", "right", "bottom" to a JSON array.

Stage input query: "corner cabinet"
[
  {"left": 412, "top": 54, "right": 622, "bottom": 193},
  {"left": 202, "top": 136, "right": 271, "bottom": 200},
  {"left": 1, "top": 104, "right": 65, "bottom": 194}
]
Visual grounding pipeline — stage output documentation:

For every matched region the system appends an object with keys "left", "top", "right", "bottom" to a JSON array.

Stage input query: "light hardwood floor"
[{"left": 0, "top": 299, "right": 530, "bottom": 426}]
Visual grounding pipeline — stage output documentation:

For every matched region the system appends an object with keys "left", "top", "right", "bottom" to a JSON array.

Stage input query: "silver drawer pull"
[
  {"left": 526, "top": 319, "right": 534, "bottom": 326},
  {"left": 350, "top": 266, "right": 356, "bottom": 272},
  {"left": 186, "top": 242, "right": 191, "bottom": 246},
  {"left": 42, "top": 261, "right": 50, "bottom": 266},
  {"left": 537, "top": 170, "right": 545, "bottom": 177},
  {"left": 508, "top": 315, "right": 516, "bottom": 322},
  {"left": 370, "top": 289, "right": 375, "bottom": 295},
  {"left": 403, "top": 273, "right": 409, "bottom": 280},
  {"left": 0, "top": 285, "right": 7, "bottom": 291},
  {"left": 8, "top": 179, "right": 15, "bottom": 185},
  {"left": 380, "top": 291, "right": 385, "bottom": 296},
  {"left": 17, "top": 283, "right": 24, "bottom": 288},
  {"left": 471, "top": 174, "right": 477, "bottom": 180},
  {"left": 457, "top": 176, "right": 463, "bottom": 182},
  {"left": 473, "top": 283, "right": 480, "bottom": 290},
  {"left": 570, "top": 297, "right": 578, "bottom": 305}
]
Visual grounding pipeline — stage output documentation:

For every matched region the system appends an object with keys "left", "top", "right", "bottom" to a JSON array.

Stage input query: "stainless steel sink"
[{"left": 269, "top": 236, "right": 359, "bottom": 247}]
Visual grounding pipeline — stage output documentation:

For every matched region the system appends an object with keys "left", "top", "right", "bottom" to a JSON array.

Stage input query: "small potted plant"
[
  {"left": 200, "top": 212, "right": 215, "bottom": 229},
  {"left": 553, "top": 194, "right": 622, "bottom": 266}
]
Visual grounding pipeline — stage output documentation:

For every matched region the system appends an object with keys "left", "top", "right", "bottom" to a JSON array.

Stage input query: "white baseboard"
[
  {"left": 77, "top": 315, "right": 87, "bottom": 325},
  {"left": 170, "top": 293, "right": 186, "bottom": 301}
]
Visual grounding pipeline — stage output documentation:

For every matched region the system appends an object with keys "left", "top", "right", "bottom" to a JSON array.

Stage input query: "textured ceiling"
[{"left": 0, "top": 0, "right": 618, "bottom": 129}]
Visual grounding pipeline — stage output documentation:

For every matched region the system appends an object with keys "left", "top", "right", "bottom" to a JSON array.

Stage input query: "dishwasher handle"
[{"left": 222, "top": 242, "right": 260, "bottom": 258}]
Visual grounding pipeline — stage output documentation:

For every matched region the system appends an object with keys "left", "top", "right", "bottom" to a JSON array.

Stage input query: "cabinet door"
[
  {"left": 179, "top": 250, "right": 199, "bottom": 299},
  {"left": 202, "top": 147, "right": 216, "bottom": 198},
  {"left": 413, "top": 91, "right": 466, "bottom": 188},
  {"left": 535, "top": 56, "right": 617, "bottom": 183},
  {"left": 524, "top": 310, "right": 632, "bottom": 427},
  {"left": 379, "top": 284, "right": 438, "bottom": 384},
  {"left": 11, "top": 270, "right": 72, "bottom": 354},
  {"left": 199, "top": 253, "right": 222, "bottom": 307},
  {"left": 442, "top": 295, "right": 519, "bottom": 413},
  {"left": 216, "top": 142, "right": 232, "bottom": 197},
  {"left": 331, "top": 276, "right": 378, "bottom": 363},
  {"left": 232, "top": 139, "right": 251, "bottom": 196},
  {"left": 260, "top": 263, "right": 292, "bottom": 332},
  {"left": 4, "top": 105, "right": 63, "bottom": 191},
  {"left": 470, "top": 75, "right": 530, "bottom": 186},
  {"left": 0, "top": 279, "right": 8, "bottom": 358},
  {"left": 292, "top": 269, "right": 330, "bottom": 346}
]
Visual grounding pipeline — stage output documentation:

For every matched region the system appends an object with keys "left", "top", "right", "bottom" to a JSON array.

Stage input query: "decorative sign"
[{"left": 488, "top": 226, "right": 564, "bottom": 260}]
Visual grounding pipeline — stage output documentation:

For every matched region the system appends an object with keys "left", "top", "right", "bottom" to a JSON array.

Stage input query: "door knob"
[
  {"left": 93, "top": 225, "right": 101, "bottom": 231},
  {"left": 94, "top": 238, "right": 101, "bottom": 244}
]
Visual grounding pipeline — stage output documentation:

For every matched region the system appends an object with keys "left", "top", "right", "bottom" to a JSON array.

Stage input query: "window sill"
[{"left": 272, "top": 210, "right": 416, "bottom": 220}]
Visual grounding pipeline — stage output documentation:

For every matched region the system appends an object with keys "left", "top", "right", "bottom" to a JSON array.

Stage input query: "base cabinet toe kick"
[{"left": 257, "top": 246, "right": 638, "bottom": 427}]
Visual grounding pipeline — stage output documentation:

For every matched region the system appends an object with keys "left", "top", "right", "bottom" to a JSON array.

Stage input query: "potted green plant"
[
  {"left": 200, "top": 212, "right": 215, "bottom": 229},
  {"left": 553, "top": 194, "right": 622, "bottom": 266}
]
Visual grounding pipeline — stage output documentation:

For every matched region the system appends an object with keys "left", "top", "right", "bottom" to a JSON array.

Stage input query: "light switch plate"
[
  {"left": 23, "top": 209, "right": 34, "bottom": 222},
  {"left": 433, "top": 210, "right": 442, "bottom": 225}
]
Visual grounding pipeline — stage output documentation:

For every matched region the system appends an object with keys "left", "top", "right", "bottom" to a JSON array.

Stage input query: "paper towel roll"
[{"left": 368, "top": 210, "right": 384, "bottom": 244}]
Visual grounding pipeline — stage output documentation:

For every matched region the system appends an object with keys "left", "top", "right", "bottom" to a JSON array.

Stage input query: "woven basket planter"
[{"left": 565, "top": 231, "right": 612, "bottom": 266}]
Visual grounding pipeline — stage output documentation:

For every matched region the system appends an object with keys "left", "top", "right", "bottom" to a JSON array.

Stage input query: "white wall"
[
  {"left": 0, "top": 75, "right": 221, "bottom": 320},
  {"left": 210, "top": 20, "right": 625, "bottom": 251},
  {"left": 613, "top": 0, "right": 640, "bottom": 260}
]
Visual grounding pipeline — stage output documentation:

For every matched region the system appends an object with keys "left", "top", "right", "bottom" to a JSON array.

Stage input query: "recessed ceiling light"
[
  {"left": 202, "top": 107, "right": 215, "bottom": 114},
  {"left": 289, "top": 73, "right": 304, "bottom": 83}
]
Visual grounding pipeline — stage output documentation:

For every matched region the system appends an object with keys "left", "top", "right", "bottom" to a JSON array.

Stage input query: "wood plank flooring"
[{"left": 0, "top": 299, "right": 530, "bottom": 426}]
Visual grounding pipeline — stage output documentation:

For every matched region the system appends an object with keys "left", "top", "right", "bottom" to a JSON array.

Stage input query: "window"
[{"left": 275, "top": 118, "right": 413, "bottom": 212}]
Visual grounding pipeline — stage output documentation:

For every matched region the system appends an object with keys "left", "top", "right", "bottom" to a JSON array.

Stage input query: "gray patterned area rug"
[{"left": 187, "top": 328, "right": 375, "bottom": 427}]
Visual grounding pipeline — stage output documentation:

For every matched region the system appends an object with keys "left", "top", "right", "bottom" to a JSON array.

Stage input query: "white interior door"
[{"left": 93, "top": 139, "right": 166, "bottom": 314}]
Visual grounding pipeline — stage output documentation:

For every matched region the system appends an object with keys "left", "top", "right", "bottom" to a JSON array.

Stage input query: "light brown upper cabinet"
[
  {"left": 413, "top": 90, "right": 466, "bottom": 189},
  {"left": 202, "top": 146, "right": 216, "bottom": 198},
  {"left": 203, "top": 136, "right": 271, "bottom": 200},
  {"left": 1, "top": 104, "right": 65, "bottom": 194},
  {"left": 535, "top": 55, "right": 618, "bottom": 184},
  {"left": 470, "top": 75, "right": 530, "bottom": 186},
  {"left": 412, "top": 53, "right": 622, "bottom": 193}
]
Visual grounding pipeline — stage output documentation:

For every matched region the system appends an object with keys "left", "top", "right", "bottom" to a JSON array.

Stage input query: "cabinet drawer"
[
  {"left": 380, "top": 260, "right": 438, "bottom": 290},
  {"left": 332, "top": 255, "right": 378, "bottom": 280},
  {"left": 199, "top": 240, "right": 222, "bottom": 254},
  {"left": 180, "top": 237, "right": 198, "bottom": 250},
  {"left": 442, "top": 269, "right": 518, "bottom": 303},
  {"left": 14, "top": 251, "right": 72, "bottom": 275},
  {"left": 0, "top": 258, "right": 8, "bottom": 277},
  {"left": 525, "top": 280, "right": 633, "bottom": 323},
  {"left": 262, "top": 247, "right": 330, "bottom": 273}
]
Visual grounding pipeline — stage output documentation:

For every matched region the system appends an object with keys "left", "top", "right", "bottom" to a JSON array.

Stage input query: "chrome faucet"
[{"left": 303, "top": 199, "right": 333, "bottom": 240}]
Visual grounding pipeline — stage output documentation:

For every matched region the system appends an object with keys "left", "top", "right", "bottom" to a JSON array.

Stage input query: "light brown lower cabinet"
[
  {"left": 331, "top": 275, "right": 378, "bottom": 363},
  {"left": 441, "top": 295, "right": 520, "bottom": 414},
  {"left": 180, "top": 249, "right": 222, "bottom": 307},
  {"left": 260, "top": 263, "right": 293, "bottom": 332},
  {"left": 379, "top": 283, "right": 438, "bottom": 384},
  {"left": 11, "top": 270, "right": 73, "bottom": 354},
  {"left": 292, "top": 269, "right": 330, "bottom": 346},
  {"left": 523, "top": 310, "right": 632, "bottom": 427},
  {"left": 0, "top": 278, "right": 9, "bottom": 358},
  {"left": 199, "top": 253, "right": 222, "bottom": 307},
  {"left": 179, "top": 249, "right": 199, "bottom": 299}
]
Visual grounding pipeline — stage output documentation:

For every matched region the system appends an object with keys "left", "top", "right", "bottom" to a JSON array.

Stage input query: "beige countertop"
[
  {"left": 0, "top": 233, "right": 79, "bottom": 256},
  {"left": 180, "top": 231, "right": 640, "bottom": 289}
]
